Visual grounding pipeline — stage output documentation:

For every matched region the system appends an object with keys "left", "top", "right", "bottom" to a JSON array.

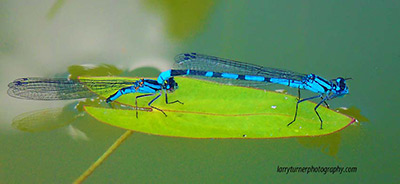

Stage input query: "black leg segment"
[
  {"left": 165, "top": 92, "right": 183, "bottom": 105},
  {"left": 148, "top": 91, "right": 167, "bottom": 117},
  {"left": 135, "top": 93, "right": 156, "bottom": 118},
  {"left": 321, "top": 97, "right": 330, "bottom": 109},
  {"left": 287, "top": 88, "right": 322, "bottom": 127},
  {"left": 315, "top": 96, "right": 329, "bottom": 129}
]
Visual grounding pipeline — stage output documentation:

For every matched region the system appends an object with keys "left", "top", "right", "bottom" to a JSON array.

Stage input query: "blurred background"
[{"left": 0, "top": 0, "right": 398, "bottom": 183}]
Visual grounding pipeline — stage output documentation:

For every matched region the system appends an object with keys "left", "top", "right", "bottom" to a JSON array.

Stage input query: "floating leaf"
[{"left": 82, "top": 77, "right": 355, "bottom": 138}]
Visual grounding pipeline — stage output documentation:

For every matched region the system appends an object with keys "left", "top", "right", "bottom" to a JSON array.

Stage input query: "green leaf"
[{"left": 81, "top": 76, "right": 355, "bottom": 139}]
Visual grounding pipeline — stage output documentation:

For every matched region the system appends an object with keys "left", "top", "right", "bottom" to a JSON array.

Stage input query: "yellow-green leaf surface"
[{"left": 81, "top": 77, "right": 355, "bottom": 139}]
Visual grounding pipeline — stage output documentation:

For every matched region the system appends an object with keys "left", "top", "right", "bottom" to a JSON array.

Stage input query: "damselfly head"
[
  {"left": 164, "top": 77, "right": 178, "bottom": 92},
  {"left": 334, "top": 77, "right": 349, "bottom": 96}
]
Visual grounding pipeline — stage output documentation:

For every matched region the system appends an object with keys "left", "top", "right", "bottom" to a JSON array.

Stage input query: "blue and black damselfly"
[
  {"left": 157, "top": 53, "right": 350, "bottom": 129},
  {"left": 7, "top": 77, "right": 183, "bottom": 117}
]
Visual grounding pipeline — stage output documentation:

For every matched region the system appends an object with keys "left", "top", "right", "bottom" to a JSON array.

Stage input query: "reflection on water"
[
  {"left": 12, "top": 102, "right": 81, "bottom": 133},
  {"left": 12, "top": 101, "right": 91, "bottom": 140},
  {"left": 296, "top": 106, "right": 367, "bottom": 158},
  {"left": 46, "top": 0, "right": 217, "bottom": 40},
  {"left": 121, "top": 67, "right": 163, "bottom": 78},
  {"left": 46, "top": 0, "right": 66, "bottom": 20},
  {"left": 68, "top": 64, "right": 123, "bottom": 79},
  {"left": 297, "top": 132, "right": 341, "bottom": 158},
  {"left": 144, "top": 0, "right": 217, "bottom": 40},
  {"left": 11, "top": 98, "right": 101, "bottom": 132},
  {"left": 335, "top": 106, "right": 369, "bottom": 123}
]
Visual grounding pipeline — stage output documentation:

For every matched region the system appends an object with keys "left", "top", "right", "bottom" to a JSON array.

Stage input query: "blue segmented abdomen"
[
  {"left": 157, "top": 69, "right": 272, "bottom": 83},
  {"left": 157, "top": 52, "right": 309, "bottom": 89},
  {"left": 158, "top": 68, "right": 310, "bottom": 88},
  {"left": 106, "top": 79, "right": 161, "bottom": 102},
  {"left": 185, "top": 70, "right": 270, "bottom": 82},
  {"left": 106, "top": 86, "right": 137, "bottom": 102}
]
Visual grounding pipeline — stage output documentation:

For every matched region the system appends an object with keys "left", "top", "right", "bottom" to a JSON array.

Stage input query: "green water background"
[{"left": 0, "top": 0, "right": 398, "bottom": 183}]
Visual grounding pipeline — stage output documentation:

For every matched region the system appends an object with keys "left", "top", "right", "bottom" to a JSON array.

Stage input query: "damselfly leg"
[
  {"left": 135, "top": 94, "right": 155, "bottom": 118},
  {"left": 314, "top": 96, "right": 329, "bottom": 129},
  {"left": 135, "top": 93, "right": 167, "bottom": 118},
  {"left": 147, "top": 91, "right": 167, "bottom": 117},
  {"left": 321, "top": 97, "right": 330, "bottom": 108},
  {"left": 165, "top": 92, "right": 184, "bottom": 105},
  {"left": 287, "top": 88, "right": 322, "bottom": 127}
]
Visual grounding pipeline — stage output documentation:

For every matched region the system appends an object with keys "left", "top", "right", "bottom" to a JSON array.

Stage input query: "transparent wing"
[
  {"left": 7, "top": 77, "right": 135, "bottom": 100},
  {"left": 173, "top": 53, "right": 306, "bottom": 88}
]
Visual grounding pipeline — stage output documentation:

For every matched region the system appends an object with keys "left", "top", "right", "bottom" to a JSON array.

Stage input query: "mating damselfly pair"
[{"left": 8, "top": 53, "right": 350, "bottom": 129}]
